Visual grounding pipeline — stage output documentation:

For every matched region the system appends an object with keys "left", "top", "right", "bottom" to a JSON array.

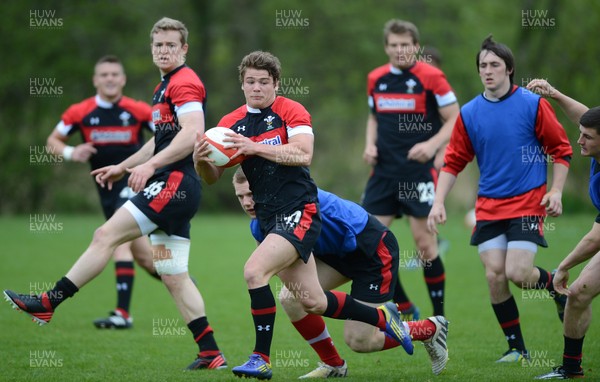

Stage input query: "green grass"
[{"left": 1, "top": 213, "right": 599, "bottom": 381}]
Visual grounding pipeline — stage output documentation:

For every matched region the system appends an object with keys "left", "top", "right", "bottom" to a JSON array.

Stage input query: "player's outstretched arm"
[
  {"left": 526, "top": 79, "right": 589, "bottom": 126},
  {"left": 554, "top": 222, "right": 600, "bottom": 294}
]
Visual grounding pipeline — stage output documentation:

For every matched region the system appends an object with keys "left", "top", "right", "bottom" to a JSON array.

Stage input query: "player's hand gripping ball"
[{"left": 203, "top": 127, "right": 246, "bottom": 168}]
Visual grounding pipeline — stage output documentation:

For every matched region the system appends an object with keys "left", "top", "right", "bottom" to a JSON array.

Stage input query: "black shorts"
[
  {"left": 317, "top": 227, "right": 399, "bottom": 304},
  {"left": 97, "top": 177, "right": 135, "bottom": 220},
  {"left": 129, "top": 170, "right": 201, "bottom": 239},
  {"left": 470, "top": 217, "right": 548, "bottom": 247},
  {"left": 258, "top": 201, "right": 322, "bottom": 263},
  {"left": 362, "top": 170, "right": 436, "bottom": 218}
]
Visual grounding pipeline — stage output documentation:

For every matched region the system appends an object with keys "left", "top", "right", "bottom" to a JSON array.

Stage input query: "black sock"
[
  {"left": 323, "top": 290, "right": 383, "bottom": 329},
  {"left": 188, "top": 316, "right": 219, "bottom": 355},
  {"left": 534, "top": 266, "right": 554, "bottom": 292},
  {"left": 492, "top": 295, "right": 526, "bottom": 351},
  {"left": 249, "top": 285, "right": 276, "bottom": 360},
  {"left": 392, "top": 278, "right": 412, "bottom": 308},
  {"left": 47, "top": 277, "right": 79, "bottom": 309},
  {"left": 424, "top": 256, "right": 445, "bottom": 316},
  {"left": 563, "top": 335, "right": 584, "bottom": 372},
  {"left": 115, "top": 261, "right": 135, "bottom": 313}
]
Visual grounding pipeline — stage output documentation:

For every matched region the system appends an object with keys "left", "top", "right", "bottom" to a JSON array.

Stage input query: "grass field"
[{"left": 1, "top": 213, "right": 599, "bottom": 381}]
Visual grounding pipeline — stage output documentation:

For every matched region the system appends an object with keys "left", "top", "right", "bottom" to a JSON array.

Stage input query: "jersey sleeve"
[
  {"left": 441, "top": 113, "right": 475, "bottom": 176},
  {"left": 283, "top": 99, "right": 312, "bottom": 138},
  {"left": 169, "top": 76, "right": 206, "bottom": 115},
  {"left": 58, "top": 104, "right": 83, "bottom": 136},
  {"left": 534, "top": 98, "right": 573, "bottom": 167},
  {"left": 428, "top": 69, "right": 457, "bottom": 108}
]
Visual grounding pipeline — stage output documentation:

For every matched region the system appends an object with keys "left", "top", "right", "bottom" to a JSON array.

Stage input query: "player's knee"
[
  {"left": 485, "top": 268, "right": 507, "bottom": 284},
  {"left": 505, "top": 268, "right": 528, "bottom": 287},
  {"left": 150, "top": 231, "right": 189, "bottom": 276},
  {"left": 300, "top": 295, "right": 327, "bottom": 315},
  {"left": 567, "top": 282, "right": 593, "bottom": 308},
  {"left": 344, "top": 332, "right": 372, "bottom": 353}
]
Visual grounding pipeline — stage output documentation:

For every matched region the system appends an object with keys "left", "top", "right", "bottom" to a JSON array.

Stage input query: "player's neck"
[{"left": 97, "top": 94, "right": 122, "bottom": 104}]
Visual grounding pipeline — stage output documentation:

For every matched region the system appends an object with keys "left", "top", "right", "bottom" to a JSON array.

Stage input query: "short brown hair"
[
  {"left": 383, "top": 19, "right": 420, "bottom": 45},
  {"left": 94, "top": 55, "right": 123, "bottom": 73},
  {"left": 238, "top": 51, "right": 282, "bottom": 84},
  {"left": 150, "top": 17, "right": 188, "bottom": 45},
  {"left": 232, "top": 166, "right": 247, "bottom": 185}
]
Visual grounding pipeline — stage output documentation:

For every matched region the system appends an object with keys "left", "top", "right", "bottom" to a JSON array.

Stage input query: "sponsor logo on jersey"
[
  {"left": 259, "top": 135, "right": 282, "bottom": 146},
  {"left": 90, "top": 129, "right": 133, "bottom": 143},
  {"left": 376, "top": 96, "right": 416, "bottom": 111}
]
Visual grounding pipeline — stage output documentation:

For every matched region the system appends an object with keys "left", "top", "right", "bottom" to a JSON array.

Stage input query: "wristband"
[{"left": 62, "top": 145, "right": 75, "bottom": 161}]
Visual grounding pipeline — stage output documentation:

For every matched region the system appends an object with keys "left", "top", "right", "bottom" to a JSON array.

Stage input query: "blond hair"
[{"left": 150, "top": 17, "right": 188, "bottom": 45}]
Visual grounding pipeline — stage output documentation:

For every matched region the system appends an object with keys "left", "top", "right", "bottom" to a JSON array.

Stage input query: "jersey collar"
[{"left": 95, "top": 94, "right": 116, "bottom": 109}]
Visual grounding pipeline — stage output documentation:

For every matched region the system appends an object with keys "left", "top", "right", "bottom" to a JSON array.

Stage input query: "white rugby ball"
[{"left": 203, "top": 127, "right": 245, "bottom": 168}]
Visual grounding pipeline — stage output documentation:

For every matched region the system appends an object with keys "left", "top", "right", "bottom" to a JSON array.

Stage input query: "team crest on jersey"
[
  {"left": 264, "top": 115, "right": 276, "bottom": 130},
  {"left": 119, "top": 111, "right": 131, "bottom": 126},
  {"left": 405, "top": 79, "right": 417, "bottom": 94}
]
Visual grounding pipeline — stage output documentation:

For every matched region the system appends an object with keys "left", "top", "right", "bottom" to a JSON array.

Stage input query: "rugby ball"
[{"left": 203, "top": 127, "right": 245, "bottom": 168}]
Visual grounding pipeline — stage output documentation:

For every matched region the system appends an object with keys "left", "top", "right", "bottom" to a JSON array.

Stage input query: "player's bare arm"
[
  {"left": 47, "top": 128, "right": 97, "bottom": 163},
  {"left": 363, "top": 113, "right": 378, "bottom": 166},
  {"left": 553, "top": 223, "right": 600, "bottom": 295},
  {"left": 526, "top": 79, "right": 589, "bottom": 126},
  {"left": 408, "top": 102, "right": 459, "bottom": 163},
  {"left": 128, "top": 110, "right": 202, "bottom": 192},
  {"left": 427, "top": 171, "right": 457, "bottom": 234},
  {"left": 228, "top": 131, "right": 313, "bottom": 166},
  {"left": 540, "top": 162, "right": 569, "bottom": 217}
]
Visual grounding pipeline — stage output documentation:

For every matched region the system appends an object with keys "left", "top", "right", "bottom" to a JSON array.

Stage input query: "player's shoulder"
[
  {"left": 119, "top": 95, "right": 151, "bottom": 110},
  {"left": 219, "top": 105, "right": 247, "bottom": 127},
  {"left": 272, "top": 96, "right": 309, "bottom": 116},
  {"left": 63, "top": 96, "right": 97, "bottom": 118},
  {"left": 412, "top": 61, "right": 445, "bottom": 76},
  {"left": 171, "top": 66, "right": 203, "bottom": 84},
  {"left": 368, "top": 64, "right": 391, "bottom": 80},
  {"left": 118, "top": 96, "right": 152, "bottom": 117}
]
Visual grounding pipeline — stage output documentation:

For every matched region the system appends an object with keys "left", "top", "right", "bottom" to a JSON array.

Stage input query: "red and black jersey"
[
  {"left": 151, "top": 65, "right": 205, "bottom": 176},
  {"left": 217, "top": 96, "right": 318, "bottom": 219},
  {"left": 367, "top": 62, "right": 457, "bottom": 176},
  {"left": 58, "top": 95, "right": 154, "bottom": 169}
]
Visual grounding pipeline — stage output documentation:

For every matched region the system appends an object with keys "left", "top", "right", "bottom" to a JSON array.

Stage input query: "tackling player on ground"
[{"left": 232, "top": 167, "right": 449, "bottom": 378}]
